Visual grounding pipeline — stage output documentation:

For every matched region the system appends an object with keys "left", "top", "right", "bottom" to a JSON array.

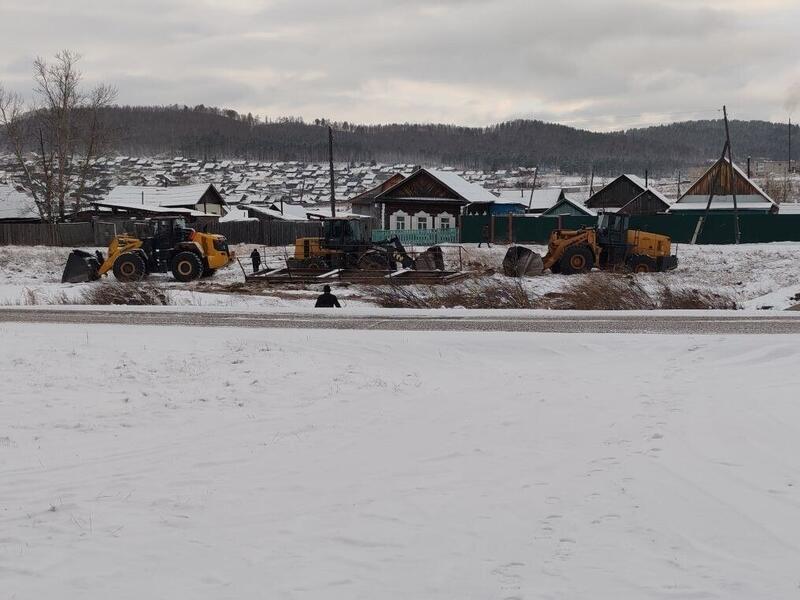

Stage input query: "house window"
[
  {"left": 390, "top": 210, "right": 409, "bottom": 230},
  {"left": 417, "top": 216, "right": 428, "bottom": 230},
  {"left": 439, "top": 217, "right": 451, "bottom": 229}
]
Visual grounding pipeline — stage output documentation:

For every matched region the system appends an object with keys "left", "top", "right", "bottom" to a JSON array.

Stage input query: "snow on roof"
[
  {"left": 106, "top": 184, "right": 222, "bottom": 208},
  {"left": 542, "top": 196, "right": 597, "bottom": 217},
  {"left": 425, "top": 169, "right": 498, "bottom": 204},
  {"left": 248, "top": 204, "right": 308, "bottom": 221},
  {"left": 624, "top": 174, "right": 648, "bottom": 190},
  {"left": 93, "top": 200, "right": 208, "bottom": 216},
  {"left": 778, "top": 202, "right": 800, "bottom": 214},
  {"left": 219, "top": 207, "right": 257, "bottom": 222},
  {"left": 0, "top": 185, "right": 39, "bottom": 220}
]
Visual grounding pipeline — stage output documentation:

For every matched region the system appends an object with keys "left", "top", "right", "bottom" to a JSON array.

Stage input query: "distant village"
[{"left": 0, "top": 153, "right": 798, "bottom": 228}]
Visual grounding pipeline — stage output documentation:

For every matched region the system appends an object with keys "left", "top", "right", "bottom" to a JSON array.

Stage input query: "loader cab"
[
  {"left": 323, "top": 217, "right": 369, "bottom": 252},
  {"left": 596, "top": 213, "right": 629, "bottom": 246}
]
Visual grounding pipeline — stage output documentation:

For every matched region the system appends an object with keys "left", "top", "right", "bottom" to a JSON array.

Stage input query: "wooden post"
[
  {"left": 507, "top": 213, "right": 513, "bottom": 243},
  {"left": 328, "top": 126, "right": 336, "bottom": 218},
  {"left": 527, "top": 167, "right": 539, "bottom": 211},
  {"left": 723, "top": 106, "right": 740, "bottom": 244}
]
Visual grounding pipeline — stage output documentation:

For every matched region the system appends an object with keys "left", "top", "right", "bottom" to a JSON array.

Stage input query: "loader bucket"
[
  {"left": 414, "top": 246, "right": 445, "bottom": 271},
  {"left": 503, "top": 246, "right": 544, "bottom": 277},
  {"left": 61, "top": 249, "right": 102, "bottom": 283}
]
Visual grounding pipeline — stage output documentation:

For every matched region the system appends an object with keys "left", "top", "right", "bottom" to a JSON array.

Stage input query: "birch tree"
[{"left": 0, "top": 51, "right": 117, "bottom": 222}]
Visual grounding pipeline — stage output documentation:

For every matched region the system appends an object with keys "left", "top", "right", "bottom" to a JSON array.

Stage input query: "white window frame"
[
  {"left": 436, "top": 212, "right": 453, "bottom": 229},
  {"left": 390, "top": 210, "right": 409, "bottom": 231},
  {"left": 413, "top": 211, "right": 431, "bottom": 230}
]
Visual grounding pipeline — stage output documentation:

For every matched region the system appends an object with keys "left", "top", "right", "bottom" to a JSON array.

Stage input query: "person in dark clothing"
[
  {"left": 315, "top": 285, "right": 341, "bottom": 308},
  {"left": 250, "top": 248, "right": 261, "bottom": 273},
  {"left": 478, "top": 224, "right": 492, "bottom": 248}
]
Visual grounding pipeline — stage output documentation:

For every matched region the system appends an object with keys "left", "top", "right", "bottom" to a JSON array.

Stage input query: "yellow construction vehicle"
[
  {"left": 62, "top": 218, "right": 234, "bottom": 283},
  {"left": 287, "top": 217, "right": 420, "bottom": 270},
  {"left": 504, "top": 214, "right": 677, "bottom": 276}
]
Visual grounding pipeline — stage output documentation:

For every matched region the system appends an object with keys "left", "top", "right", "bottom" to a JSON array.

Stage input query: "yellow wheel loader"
[
  {"left": 504, "top": 214, "right": 678, "bottom": 276},
  {"left": 62, "top": 218, "right": 234, "bottom": 283}
]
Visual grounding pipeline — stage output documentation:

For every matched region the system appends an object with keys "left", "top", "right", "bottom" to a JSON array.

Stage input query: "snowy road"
[
  {"left": 2, "top": 306, "right": 800, "bottom": 334},
  {"left": 3, "top": 323, "right": 800, "bottom": 599}
]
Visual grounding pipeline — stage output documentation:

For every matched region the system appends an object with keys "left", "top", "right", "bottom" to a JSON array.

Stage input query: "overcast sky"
[{"left": 1, "top": 0, "right": 798, "bottom": 131}]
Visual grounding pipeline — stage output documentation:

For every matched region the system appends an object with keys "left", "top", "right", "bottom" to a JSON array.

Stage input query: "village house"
[
  {"left": 540, "top": 196, "right": 597, "bottom": 218},
  {"left": 373, "top": 168, "right": 497, "bottom": 231},
  {"left": 350, "top": 173, "right": 405, "bottom": 227},
  {"left": 585, "top": 174, "right": 650, "bottom": 212},
  {"left": 669, "top": 157, "right": 778, "bottom": 214},
  {"left": 0, "top": 184, "right": 40, "bottom": 223},
  {"left": 100, "top": 183, "right": 228, "bottom": 216}
]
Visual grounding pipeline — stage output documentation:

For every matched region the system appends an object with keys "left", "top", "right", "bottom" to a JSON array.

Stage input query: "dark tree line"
[{"left": 4, "top": 103, "right": 798, "bottom": 176}]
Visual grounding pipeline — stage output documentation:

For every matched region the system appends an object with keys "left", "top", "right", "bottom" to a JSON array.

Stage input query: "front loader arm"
[{"left": 97, "top": 236, "right": 143, "bottom": 276}]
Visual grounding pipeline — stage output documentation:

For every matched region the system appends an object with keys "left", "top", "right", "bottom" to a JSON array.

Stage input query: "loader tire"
[
  {"left": 559, "top": 246, "right": 594, "bottom": 275},
  {"left": 112, "top": 252, "right": 146, "bottom": 282},
  {"left": 628, "top": 255, "right": 656, "bottom": 273},
  {"left": 171, "top": 251, "right": 203, "bottom": 282}
]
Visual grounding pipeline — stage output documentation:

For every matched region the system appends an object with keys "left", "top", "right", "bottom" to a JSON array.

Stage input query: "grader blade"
[{"left": 61, "top": 249, "right": 102, "bottom": 283}]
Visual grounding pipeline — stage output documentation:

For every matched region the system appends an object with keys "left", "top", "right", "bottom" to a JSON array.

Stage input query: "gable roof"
[
  {"left": 350, "top": 173, "right": 405, "bottom": 205},
  {"left": 0, "top": 185, "right": 40, "bottom": 221},
  {"left": 618, "top": 188, "right": 672, "bottom": 215},
  {"left": 106, "top": 183, "right": 224, "bottom": 208},
  {"left": 671, "top": 157, "right": 776, "bottom": 210},
  {"left": 541, "top": 196, "right": 597, "bottom": 217},
  {"left": 376, "top": 168, "right": 497, "bottom": 205}
]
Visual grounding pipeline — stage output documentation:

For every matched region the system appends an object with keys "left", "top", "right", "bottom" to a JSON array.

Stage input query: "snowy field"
[
  {"left": 3, "top": 323, "right": 800, "bottom": 599},
  {"left": 2, "top": 242, "right": 800, "bottom": 309}
]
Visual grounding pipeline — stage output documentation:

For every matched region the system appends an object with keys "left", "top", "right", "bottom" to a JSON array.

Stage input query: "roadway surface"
[{"left": 1, "top": 307, "right": 800, "bottom": 334}]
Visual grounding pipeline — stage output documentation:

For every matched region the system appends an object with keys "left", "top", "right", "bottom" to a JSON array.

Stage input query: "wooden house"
[
  {"left": 617, "top": 188, "right": 671, "bottom": 215},
  {"left": 373, "top": 168, "right": 496, "bottom": 230},
  {"left": 350, "top": 173, "right": 405, "bottom": 226},
  {"left": 585, "top": 174, "right": 648, "bottom": 211},
  {"left": 540, "top": 196, "right": 597, "bottom": 218},
  {"left": 669, "top": 157, "right": 777, "bottom": 214}
]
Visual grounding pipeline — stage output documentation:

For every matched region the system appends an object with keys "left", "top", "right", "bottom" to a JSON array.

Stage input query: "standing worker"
[
  {"left": 250, "top": 248, "right": 261, "bottom": 273},
  {"left": 478, "top": 224, "right": 492, "bottom": 248},
  {"left": 315, "top": 285, "right": 341, "bottom": 308}
]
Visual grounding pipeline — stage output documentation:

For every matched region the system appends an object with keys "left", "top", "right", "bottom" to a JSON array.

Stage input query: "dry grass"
[
  {"left": 546, "top": 274, "right": 737, "bottom": 310},
  {"left": 369, "top": 274, "right": 738, "bottom": 311},
  {"left": 79, "top": 282, "right": 171, "bottom": 306},
  {"left": 368, "top": 279, "right": 541, "bottom": 309}
]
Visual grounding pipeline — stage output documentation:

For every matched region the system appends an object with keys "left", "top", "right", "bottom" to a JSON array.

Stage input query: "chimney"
[
  {"left": 747, "top": 156, "right": 751, "bottom": 178},
  {"left": 645, "top": 170, "right": 649, "bottom": 188}
]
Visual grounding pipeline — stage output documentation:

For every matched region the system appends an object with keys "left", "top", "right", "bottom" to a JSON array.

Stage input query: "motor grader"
[
  {"left": 287, "top": 216, "right": 443, "bottom": 271},
  {"left": 62, "top": 218, "right": 234, "bottom": 283},
  {"left": 503, "top": 213, "right": 678, "bottom": 276}
]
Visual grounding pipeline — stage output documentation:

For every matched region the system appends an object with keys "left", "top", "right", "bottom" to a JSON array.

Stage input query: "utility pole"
[
  {"left": 723, "top": 105, "right": 740, "bottom": 244},
  {"left": 790, "top": 117, "right": 793, "bottom": 174},
  {"left": 527, "top": 167, "right": 539, "bottom": 211},
  {"left": 677, "top": 170, "right": 681, "bottom": 198},
  {"left": 589, "top": 165, "right": 595, "bottom": 197},
  {"left": 328, "top": 126, "right": 336, "bottom": 218}
]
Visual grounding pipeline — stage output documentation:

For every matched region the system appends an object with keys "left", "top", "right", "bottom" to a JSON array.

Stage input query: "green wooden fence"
[{"left": 460, "top": 214, "right": 800, "bottom": 245}]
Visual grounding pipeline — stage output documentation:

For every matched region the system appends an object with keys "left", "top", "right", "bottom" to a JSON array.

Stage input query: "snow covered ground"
[
  {"left": 2, "top": 242, "right": 800, "bottom": 309},
  {"left": 3, "top": 323, "right": 800, "bottom": 598}
]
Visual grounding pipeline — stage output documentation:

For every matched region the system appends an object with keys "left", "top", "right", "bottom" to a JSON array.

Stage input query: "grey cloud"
[{"left": 0, "top": 0, "right": 797, "bottom": 129}]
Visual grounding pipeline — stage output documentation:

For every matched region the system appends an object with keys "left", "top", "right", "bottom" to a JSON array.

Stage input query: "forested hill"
[{"left": 57, "top": 105, "right": 800, "bottom": 175}]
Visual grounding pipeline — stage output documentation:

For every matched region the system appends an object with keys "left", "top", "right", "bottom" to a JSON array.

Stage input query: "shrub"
[
  {"left": 79, "top": 282, "right": 171, "bottom": 306},
  {"left": 368, "top": 279, "right": 541, "bottom": 309}
]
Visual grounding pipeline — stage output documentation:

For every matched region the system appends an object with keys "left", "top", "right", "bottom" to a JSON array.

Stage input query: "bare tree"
[{"left": 0, "top": 51, "right": 116, "bottom": 222}]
